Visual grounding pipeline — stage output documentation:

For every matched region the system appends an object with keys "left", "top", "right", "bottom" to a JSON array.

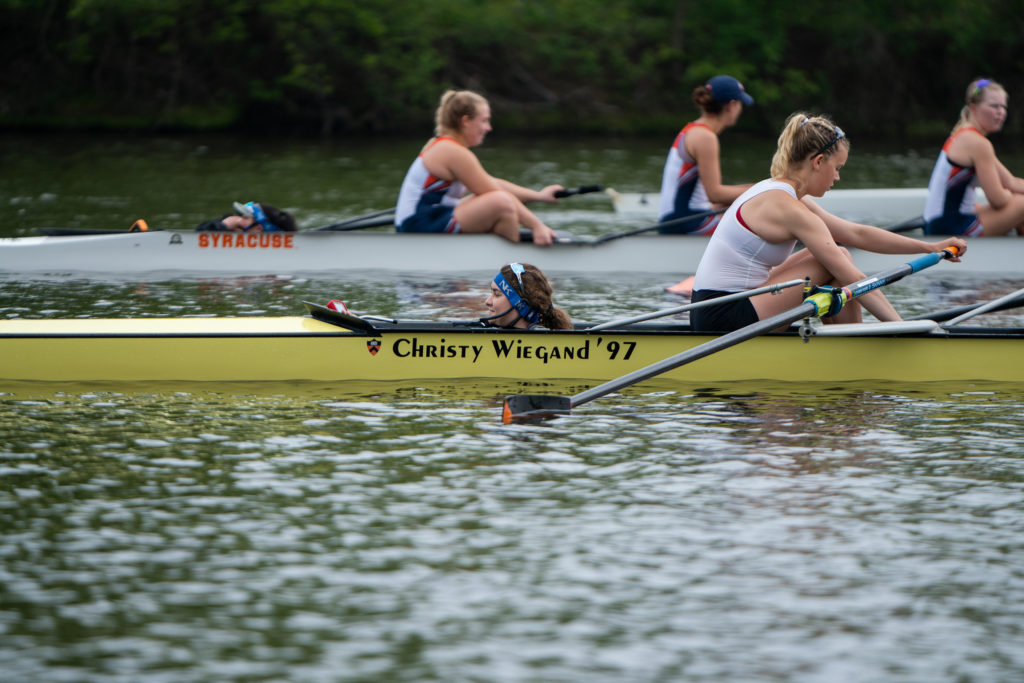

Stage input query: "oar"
[
  {"left": 587, "top": 279, "right": 806, "bottom": 331},
  {"left": 907, "top": 288, "right": 1024, "bottom": 324},
  {"left": 502, "top": 246, "right": 961, "bottom": 422},
  {"left": 311, "top": 207, "right": 396, "bottom": 232},
  {"left": 590, "top": 208, "right": 726, "bottom": 245},
  {"left": 883, "top": 215, "right": 925, "bottom": 234},
  {"left": 941, "top": 287, "right": 1024, "bottom": 327},
  {"left": 922, "top": 287, "right": 1024, "bottom": 328},
  {"left": 554, "top": 185, "right": 604, "bottom": 198},
  {"left": 310, "top": 186, "right": 602, "bottom": 233}
]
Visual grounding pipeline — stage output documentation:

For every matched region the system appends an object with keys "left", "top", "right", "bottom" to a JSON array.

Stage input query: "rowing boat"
[
  {"left": 2, "top": 302, "right": 1021, "bottom": 384},
  {"left": 2, "top": 224, "right": 1018, "bottom": 279},
  {"left": 611, "top": 186, "right": 989, "bottom": 222}
]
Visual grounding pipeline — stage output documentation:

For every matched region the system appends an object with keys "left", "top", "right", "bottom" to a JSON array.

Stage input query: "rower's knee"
[{"left": 492, "top": 191, "right": 518, "bottom": 219}]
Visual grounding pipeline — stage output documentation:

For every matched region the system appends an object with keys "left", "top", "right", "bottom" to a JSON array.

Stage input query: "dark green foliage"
[{"left": 0, "top": 0, "right": 1021, "bottom": 138}]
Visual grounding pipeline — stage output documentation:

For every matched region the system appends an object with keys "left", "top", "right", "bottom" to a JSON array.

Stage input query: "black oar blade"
[{"left": 502, "top": 395, "right": 572, "bottom": 423}]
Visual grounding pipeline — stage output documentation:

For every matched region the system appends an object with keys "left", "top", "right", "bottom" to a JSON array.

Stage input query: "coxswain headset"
[{"left": 480, "top": 262, "right": 547, "bottom": 329}]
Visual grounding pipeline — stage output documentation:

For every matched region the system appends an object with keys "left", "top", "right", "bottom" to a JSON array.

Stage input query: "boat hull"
[
  {"left": 0, "top": 228, "right": 1017, "bottom": 279},
  {"left": 2, "top": 316, "right": 1021, "bottom": 384}
]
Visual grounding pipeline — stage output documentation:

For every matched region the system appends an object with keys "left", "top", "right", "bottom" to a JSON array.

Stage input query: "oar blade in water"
[{"left": 502, "top": 394, "right": 572, "bottom": 423}]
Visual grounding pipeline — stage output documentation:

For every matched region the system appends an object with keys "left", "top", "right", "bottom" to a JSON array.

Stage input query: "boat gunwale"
[{"left": 2, "top": 317, "right": 1023, "bottom": 341}]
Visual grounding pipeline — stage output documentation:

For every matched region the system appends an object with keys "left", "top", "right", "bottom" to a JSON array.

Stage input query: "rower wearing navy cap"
[
  {"left": 659, "top": 74, "right": 758, "bottom": 296},
  {"left": 658, "top": 74, "right": 755, "bottom": 236}
]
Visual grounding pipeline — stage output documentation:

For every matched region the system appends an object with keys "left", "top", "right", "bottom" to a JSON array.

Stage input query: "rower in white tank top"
[{"left": 692, "top": 179, "right": 799, "bottom": 293}]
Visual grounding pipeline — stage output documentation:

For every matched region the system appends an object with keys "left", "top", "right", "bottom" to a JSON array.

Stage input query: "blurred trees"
[{"left": 1, "top": 0, "right": 1022, "bottom": 139}]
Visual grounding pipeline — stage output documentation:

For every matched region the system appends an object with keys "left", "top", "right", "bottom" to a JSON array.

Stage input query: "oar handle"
[{"left": 554, "top": 185, "right": 605, "bottom": 198}]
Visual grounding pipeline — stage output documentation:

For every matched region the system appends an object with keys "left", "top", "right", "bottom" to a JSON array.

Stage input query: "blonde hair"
[
  {"left": 954, "top": 77, "right": 1006, "bottom": 132},
  {"left": 770, "top": 112, "right": 849, "bottom": 179},
  {"left": 434, "top": 89, "right": 488, "bottom": 137}
]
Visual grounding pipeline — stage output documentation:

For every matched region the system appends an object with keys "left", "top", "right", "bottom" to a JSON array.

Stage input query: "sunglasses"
[{"left": 816, "top": 126, "right": 846, "bottom": 157}]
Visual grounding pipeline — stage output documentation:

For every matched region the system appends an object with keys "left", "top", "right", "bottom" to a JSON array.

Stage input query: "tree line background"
[{"left": 2, "top": 0, "right": 1023, "bottom": 142}]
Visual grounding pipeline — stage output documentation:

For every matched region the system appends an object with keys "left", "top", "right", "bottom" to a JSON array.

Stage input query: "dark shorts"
[
  {"left": 924, "top": 213, "right": 982, "bottom": 237},
  {"left": 690, "top": 289, "right": 758, "bottom": 333},
  {"left": 397, "top": 205, "right": 460, "bottom": 234},
  {"left": 657, "top": 211, "right": 721, "bottom": 235}
]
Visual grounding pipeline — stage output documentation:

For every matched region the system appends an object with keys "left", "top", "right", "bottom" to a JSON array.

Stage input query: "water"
[{"left": 2, "top": 134, "right": 1024, "bottom": 682}]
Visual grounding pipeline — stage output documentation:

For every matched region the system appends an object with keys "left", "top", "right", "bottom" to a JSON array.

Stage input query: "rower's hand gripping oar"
[
  {"left": 589, "top": 208, "right": 727, "bottom": 245},
  {"left": 502, "top": 246, "right": 962, "bottom": 423}
]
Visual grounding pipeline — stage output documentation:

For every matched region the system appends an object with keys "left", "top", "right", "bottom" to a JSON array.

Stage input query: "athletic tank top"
[
  {"left": 395, "top": 136, "right": 469, "bottom": 226},
  {"left": 658, "top": 122, "right": 712, "bottom": 221},
  {"left": 923, "top": 127, "right": 981, "bottom": 223},
  {"left": 693, "top": 179, "right": 799, "bottom": 292}
]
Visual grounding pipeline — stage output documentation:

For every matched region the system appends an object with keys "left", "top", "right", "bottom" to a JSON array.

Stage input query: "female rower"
[
  {"left": 690, "top": 112, "right": 967, "bottom": 333},
  {"left": 483, "top": 262, "right": 572, "bottom": 330},
  {"left": 924, "top": 78, "right": 1024, "bottom": 236},
  {"left": 660, "top": 75, "right": 755, "bottom": 294},
  {"left": 658, "top": 74, "right": 755, "bottom": 234},
  {"left": 395, "top": 90, "right": 562, "bottom": 245}
]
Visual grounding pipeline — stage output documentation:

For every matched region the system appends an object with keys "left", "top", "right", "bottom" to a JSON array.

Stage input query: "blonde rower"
[
  {"left": 924, "top": 78, "right": 1024, "bottom": 237},
  {"left": 691, "top": 112, "right": 966, "bottom": 333},
  {"left": 395, "top": 90, "right": 562, "bottom": 245}
]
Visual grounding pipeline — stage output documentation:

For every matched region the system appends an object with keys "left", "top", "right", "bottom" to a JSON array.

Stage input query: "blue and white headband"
[
  {"left": 233, "top": 201, "right": 282, "bottom": 232},
  {"left": 493, "top": 262, "right": 540, "bottom": 325}
]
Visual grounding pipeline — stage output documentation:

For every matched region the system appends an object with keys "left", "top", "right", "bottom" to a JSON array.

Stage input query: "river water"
[{"left": 2, "top": 133, "right": 1024, "bottom": 682}]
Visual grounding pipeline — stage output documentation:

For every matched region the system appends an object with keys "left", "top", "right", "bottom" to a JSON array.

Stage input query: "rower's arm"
[
  {"left": 493, "top": 179, "right": 564, "bottom": 203},
  {"left": 804, "top": 199, "right": 966, "bottom": 258}
]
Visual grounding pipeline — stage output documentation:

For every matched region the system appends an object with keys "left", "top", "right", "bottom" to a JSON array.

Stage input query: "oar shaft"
[
  {"left": 569, "top": 249, "right": 958, "bottom": 409},
  {"left": 312, "top": 207, "right": 396, "bottom": 231},
  {"left": 588, "top": 279, "right": 805, "bottom": 331},
  {"left": 571, "top": 303, "right": 816, "bottom": 407},
  {"left": 316, "top": 215, "right": 395, "bottom": 231},
  {"left": 910, "top": 293, "right": 1024, "bottom": 323},
  {"left": 846, "top": 249, "right": 951, "bottom": 300},
  {"left": 941, "top": 286, "right": 1024, "bottom": 328},
  {"left": 591, "top": 209, "right": 725, "bottom": 245},
  {"left": 883, "top": 215, "right": 925, "bottom": 233}
]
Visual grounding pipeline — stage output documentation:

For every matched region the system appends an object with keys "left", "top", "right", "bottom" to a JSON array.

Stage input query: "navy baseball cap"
[{"left": 706, "top": 75, "right": 754, "bottom": 106}]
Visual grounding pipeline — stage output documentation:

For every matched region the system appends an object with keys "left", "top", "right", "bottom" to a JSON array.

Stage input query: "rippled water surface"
[{"left": 2, "top": 135, "right": 1024, "bottom": 681}]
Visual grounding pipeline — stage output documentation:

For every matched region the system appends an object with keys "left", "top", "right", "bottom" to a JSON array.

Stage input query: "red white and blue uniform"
[
  {"left": 395, "top": 137, "right": 468, "bottom": 233},
  {"left": 690, "top": 179, "right": 798, "bottom": 331},
  {"left": 923, "top": 128, "right": 983, "bottom": 237},
  {"left": 657, "top": 122, "right": 721, "bottom": 234}
]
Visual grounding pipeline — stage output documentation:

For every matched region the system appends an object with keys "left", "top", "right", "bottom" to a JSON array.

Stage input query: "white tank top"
[{"left": 693, "top": 179, "right": 799, "bottom": 291}]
